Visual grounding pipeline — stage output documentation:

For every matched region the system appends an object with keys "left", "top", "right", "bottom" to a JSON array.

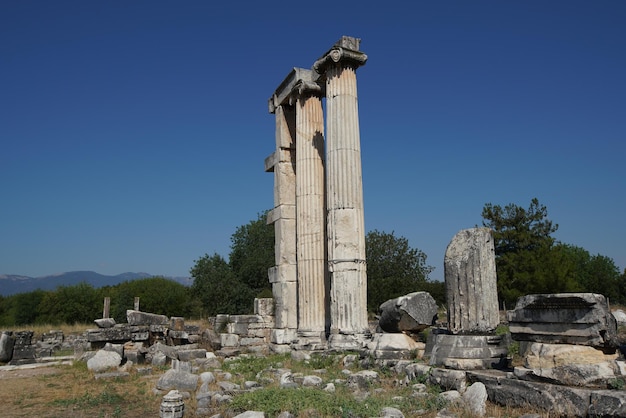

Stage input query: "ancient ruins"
[
  {"left": 266, "top": 36, "right": 369, "bottom": 350},
  {"left": 4, "top": 36, "right": 626, "bottom": 417}
]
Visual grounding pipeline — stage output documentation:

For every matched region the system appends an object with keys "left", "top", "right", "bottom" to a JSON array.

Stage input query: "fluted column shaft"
[
  {"left": 323, "top": 58, "right": 369, "bottom": 340},
  {"left": 296, "top": 90, "right": 327, "bottom": 336}
]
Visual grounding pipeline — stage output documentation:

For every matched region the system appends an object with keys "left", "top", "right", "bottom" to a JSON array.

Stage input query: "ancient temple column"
[
  {"left": 313, "top": 37, "right": 369, "bottom": 347},
  {"left": 294, "top": 79, "right": 328, "bottom": 343},
  {"left": 266, "top": 100, "right": 298, "bottom": 344},
  {"left": 444, "top": 227, "right": 499, "bottom": 334}
]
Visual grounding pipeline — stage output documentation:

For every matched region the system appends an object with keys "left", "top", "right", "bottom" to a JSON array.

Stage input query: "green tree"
[
  {"left": 365, "top": 230, "right": 436, "bottom": 312},
  {"left": 105, "top": 277, "right": 192, "bottom": 322},
  {"left": 482, "top": 198, "right": 561, "bottom": 307},
  {"left": 9, "top": 290, "right": 48, "bottom": 325},
  {"left": 190, "top": 253, "right": 254, "bottom": 316},
  {"left": 229, "top": 211, "right": 275, "bottom": 295},
  {"left": 37, "top": 282, "right": 101, "bottom": 324}
]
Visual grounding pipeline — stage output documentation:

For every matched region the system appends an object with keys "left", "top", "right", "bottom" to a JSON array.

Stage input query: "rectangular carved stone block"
[{"left": 508, "top": 293, "right": 618, "bottom": 349}]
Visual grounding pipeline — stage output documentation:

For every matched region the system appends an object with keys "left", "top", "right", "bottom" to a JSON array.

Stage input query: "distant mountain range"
[{"left": 0, "top": 271, "right": 192, "bottom": 296}]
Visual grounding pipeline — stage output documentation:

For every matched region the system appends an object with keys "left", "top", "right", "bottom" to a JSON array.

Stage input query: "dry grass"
[{"left": 0, "top": 362, "right": 161, "bottom": 417}]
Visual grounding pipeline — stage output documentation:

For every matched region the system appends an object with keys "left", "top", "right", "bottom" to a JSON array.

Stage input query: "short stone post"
[
  {"left": 134, "top": 297, "right": 140, "bottom": 311},
  {"left": 160, "top": 390, "right": 184, "bottom": 418},
  {"left": 102, "top": 297, "right": 110, "bottom": 319}
]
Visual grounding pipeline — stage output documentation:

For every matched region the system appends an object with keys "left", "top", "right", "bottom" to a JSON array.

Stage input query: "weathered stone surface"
[
  {"left": 462, "top": 382, "right": 488, "bottom": 416},
  {"left": 444, "top": 227, "right": 499, "bottom": 334},
  {"left": 302, "top": 375, "right": 323, "bottom": 387},
  {"left": 157, "top": 369, "right": 199, "bottom": 391},
  {"left": 126, "top": 310, "right": 168, "bottom": 326},
  {"left": 177, "top": 349, "right": 207, "bottom": 361},
  {"left": 378, "top": 292, "right": 437, "bottom": 333},
  {"left": 347, "top": 370, "right": 380, "bottom": 390},
  {"left": 255, "top": 298, "right": 274, "bottom": 316},
  {"left": 87, "top": 326, "right": 132, "bottom": 342},
  {"left": 380, "top": 406, "right": 405, "bottom": 417},
  {"left": 588, "top": 390, "right": 626, "bottom": 417},
  {"left": 429, "top": 368, "right": 467, "bottom": 392},
  {"left": 87, "top": 349, "right": 122, "bottom": 372},
  {"left": 234, "top": 412, "right": 265, "bottom": 418},
  {"left": 429, "top": 334, "right": 508, "bottom": 370},
  {"left": 0, "top": 331, "right": 15, "bottom": 362},
  {"left": 508, "top": 293, "right": 618, "bottom": 348},
  {"left": 160, "top": 389, "right": 185, "bottom": 418},
  {"left": 525, "top": 342, "right": 618, "bottom": 369},
  {"left": 94, "top": 318, "right": 116, "bottom": 328},
  {"left": 468, "top": 370, "right": 591, "bottom": 417},
  {"left": 613, "top": 309, "right": 626, "bottom": 326}
]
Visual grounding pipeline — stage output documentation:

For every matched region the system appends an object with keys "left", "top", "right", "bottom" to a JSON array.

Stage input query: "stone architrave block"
[
  {"left": 126, "top": 310, "right": 168, "bottom": 326},
  {"left": 378, "top": 292, "right": 438, "bottom": 333},
  {"left": 507, "top": 293, "right": 618, "bottom": 349},
  {"left": 445, "top": 227, "right": 499, "bottom": 334}
]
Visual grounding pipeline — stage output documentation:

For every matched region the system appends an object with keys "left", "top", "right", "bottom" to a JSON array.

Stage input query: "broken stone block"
[
  {"left": 514, "top": 342, "right": 619, "bottom": 387},
  {"left": 94, "top": 318, "right": 116, "bottom": 328},
  {"left": 87, "top": 349, "right": 122, "bottom": 372},
  {"left": 378, "top": 292, "right": 437, "bottom": 333},
  {"left": 126, "top": 310, "right": 168, "bottom": 326},
  {"left": 0, "top": 331, "right": 15, "bottom": 362},
  {"left": 429, "top": 334, "right": 508, "bottom": 370},
  {"left": 254, "top": 298, "right": 274, "bottom": 316},
  {"left": 508, "top": 293, "right": 618, "bottom": 349},
  {"left": 445, "top": 227, "right": 499, "bottom": 334}
]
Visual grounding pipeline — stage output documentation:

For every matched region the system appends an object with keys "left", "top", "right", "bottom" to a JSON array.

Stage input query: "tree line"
[{"left": 1, "top": 199, "right": 623, "bottom": 326}]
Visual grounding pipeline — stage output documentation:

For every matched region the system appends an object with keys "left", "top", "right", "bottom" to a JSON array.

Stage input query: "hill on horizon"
[{"left": 0, "top": 271, "right": 192, "bottom": 296}]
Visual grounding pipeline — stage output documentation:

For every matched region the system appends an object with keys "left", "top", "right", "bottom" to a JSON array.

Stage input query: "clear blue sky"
[{"left": 2, "top": 1, "right": 625, "bottom": 280}]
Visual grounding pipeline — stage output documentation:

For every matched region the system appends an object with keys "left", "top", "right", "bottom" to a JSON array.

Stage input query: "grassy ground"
[{"left": 0, "top": 361, "right": 161, "bottom": 418}]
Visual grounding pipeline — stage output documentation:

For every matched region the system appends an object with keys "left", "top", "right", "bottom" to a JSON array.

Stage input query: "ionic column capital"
[{"left": 313, "top": 46, "right": 367, "bottom": 76}]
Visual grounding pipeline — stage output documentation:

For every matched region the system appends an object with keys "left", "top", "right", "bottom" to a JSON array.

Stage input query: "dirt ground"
[{"left": 0, "top": 362, "right": 161, "bottom": 418}]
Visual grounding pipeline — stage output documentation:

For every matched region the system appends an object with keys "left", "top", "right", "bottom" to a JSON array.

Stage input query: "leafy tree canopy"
[
  {"left": 366, "top": 230, "right": 438, "bottom": 312},
  {"left": 229, "top": 211, "right": 275, "bottom": 295},
  {"left": 190, "top": 253, "right": 254, "bottom": 316}
]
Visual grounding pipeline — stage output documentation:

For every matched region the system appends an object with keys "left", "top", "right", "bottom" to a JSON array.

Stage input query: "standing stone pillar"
[
  {"left": 294, "top": 78, "right": 328, "bottom": 343},
  {"left": 266, "top": 98, "right": 298, "bottom": 344},
  {"left": 444, "top": 227, "right": 499, "bottom": 334},
  {"left": 314, "top": 36, "right": 369, "bottom": 347}
]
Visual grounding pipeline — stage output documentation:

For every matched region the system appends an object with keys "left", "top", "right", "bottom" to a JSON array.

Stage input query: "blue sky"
[{"left": 2, "top": 1, "right": 625, "bottom": 280}]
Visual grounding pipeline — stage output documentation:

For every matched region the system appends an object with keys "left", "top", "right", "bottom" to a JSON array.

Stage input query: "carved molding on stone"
[{"left": 313, "top": 47, "right": 368, "bottom": 75}]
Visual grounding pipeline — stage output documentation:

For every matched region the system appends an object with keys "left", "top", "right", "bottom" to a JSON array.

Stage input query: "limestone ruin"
[{"left": 266, "top": 36, "right": 369, "bottom": 350}]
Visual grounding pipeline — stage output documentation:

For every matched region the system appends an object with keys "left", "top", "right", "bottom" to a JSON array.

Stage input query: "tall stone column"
[
  {"left": 314, "top": 37, "right": 369, "bottom": 348},
  {"left": 294, "top": 80, "right": 328, "bottom": 343},
  {"left": 266, "top": 101, "right": 298, "bottom": 346}
]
